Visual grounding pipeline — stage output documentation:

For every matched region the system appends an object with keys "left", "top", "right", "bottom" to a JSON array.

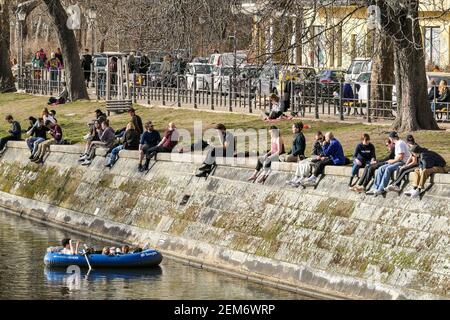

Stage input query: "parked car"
[
  {"left": 185, "top": 63, "right": 213, "bottom": 90},
  {"left": 212, "top": 66, "right": 235, "bottom": 92},
  {"left": 209, "top": 52, "right": 247, "bottom": 68},
  {"left": 277, "top": 65, "right": 316, "bottom": 97},
  {"left": 192, "top": 57, "right": 209, "bottom": 64},
  {"left": 254, "top": 64, "right": 280, "bottom": 96},
  {"left": 317, "top": 68, "right": 346, "bottom": 98},
  {"left": 347, "top": 58, "right": 372, "bottom": 82},
  {"left": 93, "top": 54, "right": 107, "bottom": 73}
]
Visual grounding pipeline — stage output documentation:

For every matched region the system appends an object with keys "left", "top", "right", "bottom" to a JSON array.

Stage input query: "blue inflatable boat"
[{"left": 44, "top": 249, "right": 163, "bottom": 269}]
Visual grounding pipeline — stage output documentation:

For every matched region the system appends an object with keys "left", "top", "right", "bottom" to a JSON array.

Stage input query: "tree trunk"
[
  {"left": 370, "top": 1, "right": 395, "bottom": 118},
  {"left": 43, "top": 0, "right": 89, "bottom": 101},
  {"left": 0, "top": 0, "right": 16, "bottom": 93},
  {"left": 379, "top": 1, "right": 439, "bottom": 131}
]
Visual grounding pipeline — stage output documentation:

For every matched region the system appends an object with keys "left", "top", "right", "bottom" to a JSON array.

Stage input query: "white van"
[
  {"left": 209, "top": 52, "right": 247, "bottom": 68},
  {"left": 347, "top": 58, "right": 372, "bottom": 82}
]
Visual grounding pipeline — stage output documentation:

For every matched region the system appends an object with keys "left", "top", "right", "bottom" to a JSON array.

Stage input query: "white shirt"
[
  {"left": 61, "top": 248, "right": 73, "bottom": 255},
  {"left": 395, "top": 139, "right": 411, "bottom": 163}
]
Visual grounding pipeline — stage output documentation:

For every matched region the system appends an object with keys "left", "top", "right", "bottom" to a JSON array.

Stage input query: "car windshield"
[
  {"left": 194, "top": 65, "right": 212, "bottom": 74},
  {"left": 95, "top": 58, "right": 107, "bottom": 67},
  {"left": 357, "top": 72, "right": 371, "bottom": 83}
]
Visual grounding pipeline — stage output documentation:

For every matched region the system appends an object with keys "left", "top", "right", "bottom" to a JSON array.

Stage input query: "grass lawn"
[{"left": 0, "top": 93, "right": 449, "bottom": 161}]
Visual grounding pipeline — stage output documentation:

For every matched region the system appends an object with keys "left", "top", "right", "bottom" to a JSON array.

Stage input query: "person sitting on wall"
[
  {"left": 26, "top": 117, "right": 49, "bottom": 160},
  {"left": 106, "top": 122, "right": 140, "bottom": 168},
  {"left": 196, "top": 124, "right": 235, "bottom": 177},
  {"left": 302, "top": 132, "right": 347, "bottom": 186},
  {"left": 351, "top": 139, "right": 395, "bottom": 193},
  {"left": 31, "top": 120, "right": 63, "bottom": 163},
  {"left": 366, "top": 132, "right": 410, "bottom": 196},
  {"left": 48, "top": 82, "right": 69, "bottom": 105},
  {"left": 385, "top": 135, "right": 419, "bottom": 193},
  {"left": 405, "top": 145, "right": 448, "bottom": 198},
  {"left": 141, "top": 122, "right": 179, "bottom": 172},
  {"left": 349, "top": 133, "right": 376, "bottom": 188},
  {"left": 115, "top": 108, "right": 144, "bottom": 139},
  {"left": 80, "top": 119, "right": 116, "bottom": 166},
  {"left": 0, "top": 115, "right": 22, "bottom": 154},
  {"left": 138, "top": 121, "right": 161, "bottom": 172},
  {"left": 286, "top": 131, "right": 325, "bottom": 188},
  {"left": 280, "top": 122, "right": 306, "bottom": 163},
  {"left": 61, "top": 238, "right": 79, "bottom": 255},
  {"left": 248, "top": 126, "right": 285, "bottom": 184}
]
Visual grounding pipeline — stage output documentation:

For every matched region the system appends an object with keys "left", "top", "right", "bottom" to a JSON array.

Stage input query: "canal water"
[{"left": 0, "top": 211, "right": 307, "bottom": 300}]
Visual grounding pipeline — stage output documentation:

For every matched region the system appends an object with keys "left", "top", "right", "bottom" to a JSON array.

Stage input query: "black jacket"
[
  {"left": 438, "top": 88, "right": 450, "bottom": 103},
  {"left": 419, "top": 149, "right": 447, "bottom": 169},
  {"left": 380, "top": 147, "right": 395, "bottom": 163},
  {"left": 123, "top": 129, "right": 140, "bottom": 150},
  {"left": 289, "top": 132, "right": 306, "bottom": 158},
  {"left": 30, "top": 125, "right": 49, "bottom": 139},
  {"left": 311, "top": 140, "right": 324, "bottom": 157},
  {"left": 9, "top": 121, "right": 21, "bottom": 139}
]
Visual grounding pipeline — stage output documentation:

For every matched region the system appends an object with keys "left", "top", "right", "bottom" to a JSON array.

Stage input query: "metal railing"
[{"left": 16, "top": 68, "right": 450, "bottom": 123}]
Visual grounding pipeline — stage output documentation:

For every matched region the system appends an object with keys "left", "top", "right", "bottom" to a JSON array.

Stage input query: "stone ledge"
[
  {"left": 6, "top": 141, "right": 28, "bottom": 149},
  {"left": 50, "top": 144, "right": 85, "bottom": 154}
]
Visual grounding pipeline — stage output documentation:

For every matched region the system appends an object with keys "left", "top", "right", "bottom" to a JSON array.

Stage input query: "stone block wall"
[{"left": 0, "top": 141, "right": 449, "bottom": 299}]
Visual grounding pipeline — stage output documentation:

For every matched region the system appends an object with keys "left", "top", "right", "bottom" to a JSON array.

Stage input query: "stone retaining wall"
[{"left": 0, "top": 141, "right": 449, "bottom": 299}]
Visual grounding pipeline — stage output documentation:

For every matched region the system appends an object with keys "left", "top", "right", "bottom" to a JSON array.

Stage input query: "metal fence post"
[
  {"left": 193, "top": 73, "right": 197, "bottom": 109},
  {"left": 228, "top": 75, "right": 233, "bottom": 112},
  {"left": 339, "top": 80, "right": 344, "bottom": 121},
  {"left": 132, "top": 72, "right": 137, "bottom": 103},
  {"left": 367, "top": 80, "right": 372, "bottom": 123},
  {"left": 161, "top": 77, "right": 166, "bottom": 106},
  {"left": 177, "top": 75, "right": 181, "bottom": 108},
  {"left": 314, "top": 80, "right": 319, "bottom": 119},
  {"left": 247, "top": 77, "right": 252, "bottom": 114},
  {"left": 210, "top": 74, "right": 214, "bottom": 110}
]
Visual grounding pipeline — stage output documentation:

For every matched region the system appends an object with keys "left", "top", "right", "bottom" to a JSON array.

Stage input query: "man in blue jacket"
[
  {"left": 303, "top": 132, "right": 346, "bottom": 185},
  {"left": 0, "top": 115, "right": 22, "bottom": 153}
]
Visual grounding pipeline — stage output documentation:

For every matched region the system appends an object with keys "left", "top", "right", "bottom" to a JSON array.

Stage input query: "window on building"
[
  {"left": 312, "top": 25, "right": 326, "bottom": 68},
  {"left": 424, "top": 26, "right": 441, "bottom": 67}
]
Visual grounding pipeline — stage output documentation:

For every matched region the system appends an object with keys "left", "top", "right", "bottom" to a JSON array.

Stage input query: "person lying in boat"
[
  {"left": 102, "top": 247, "right": 110, "bottom": 255},
  {"left": 121, "top": 245, "right": 130, "bottom": 254},
  {"left": 61, "top": 238, "right": 79, "bottom": 255}
]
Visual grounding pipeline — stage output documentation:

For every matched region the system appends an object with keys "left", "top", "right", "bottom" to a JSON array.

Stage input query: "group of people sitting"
[
  {"left": 0, "top": 108, "right": 63, "bottom": 164},
  {"left": 60, "top": 238, "right": 140, "bottom": 256},
  {"left": 78, "top": 108, "right": 180, "bottom": 172}
]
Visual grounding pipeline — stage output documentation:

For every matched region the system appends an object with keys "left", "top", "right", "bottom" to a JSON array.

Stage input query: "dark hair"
[
  {"left": 270, "top": 93, "right": 280, "bottom": 103},
  {"left": 215, "top": 123, "right": 226, "bottom": 131},
  {"left": 269, "top": 125, "right": 279, "bottom": 131},
  {"left": 389, "top": 131, "right": 399, "bottom": 139},
  {"left": 95, "top": 109, "right": 102, "bottom": 114},
  {"left": 406, "top": 134, "right": 416, "bottom": 145},
  {"left": 361, "top": 133, "right": 370, "bottom": 141},
  {"left": 28, "top": 116, "right": 37, "bottom": 123},
  {"left": 294, "top": 122, "right": 304, "bottom": 131},
  {"left": 103, "top": 119, "right": 110, "bottom": 127},
  {"left": 61, "top": 238, "right": 70, "bottom": 247},
  {"left": 5, "top": 115, "right": 13, "bottom": 121},
  {"left": 50, "top": 110, "right": 56, "bottom": 115}
]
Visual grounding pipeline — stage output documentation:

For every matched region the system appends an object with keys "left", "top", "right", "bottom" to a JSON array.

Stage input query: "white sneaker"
[
  {"left": 374, "top": 189, "right": 384, "bottom": 196},
  {"left": 366, "top": 188, "right": 377, "bottom": 195},
  {"left": 81, "top": 159, "right": 92, "bottom": 166},
  {"left": 404, "top": 188, "right": 416, "bottom": 196},
  {"left": 78, "top": 155, "right": 87, "bottom": 162},
  {"left": 385, "top": 184, "right": 401, "bottom": 192},
  {"left": 410, "top": 189, "right": 421, "bottom": 198},
  {"left": 303, "top": 176, "right": 317, "bottom": 185}
]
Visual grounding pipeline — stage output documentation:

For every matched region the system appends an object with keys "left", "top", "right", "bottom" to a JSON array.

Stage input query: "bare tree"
[
  {"left": 42, "top": 0, "right": 88, "bottom": 100},
  {"left": 0, "top": 0, "right": 15, "bottom": 93}
]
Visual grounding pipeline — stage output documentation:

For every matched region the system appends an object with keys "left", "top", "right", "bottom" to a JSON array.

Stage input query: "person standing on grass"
[
  {"left": 349, "top": 133, "right": 376, "bottom": 187},
  {"left": 366, "top": 132, "right": 410, "bottom": 196},
  {"left": 405, "top": 145, "right": 448, "bottom": 198},
  {"left": 0, "top": 115, "right": 22, "bottom": 153},
  {"left": 138, "top": 121, "right": 161, "bottom": 172},
  {"left": 302, "top": 132, "right": 346, "bottom": 186},
  {"left": 31, "top": 121, "right": 63, "bottom": 163},
  {"left": 281, "top": 122, "right": 306, "bottom": 163}
]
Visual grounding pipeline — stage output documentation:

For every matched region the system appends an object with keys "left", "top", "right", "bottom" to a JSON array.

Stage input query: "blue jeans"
[
  {"left": 351, "top": 160, "right": 370, "bottom": 177},
  {"left": 27, "top": 137, "right": 45, "bottom": 156},
  {"left": 373, "top": 162, "right": 404, "bottom": 191},
  {"left": 108, "top": 145, "right": 124, "bottom": 166}
]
